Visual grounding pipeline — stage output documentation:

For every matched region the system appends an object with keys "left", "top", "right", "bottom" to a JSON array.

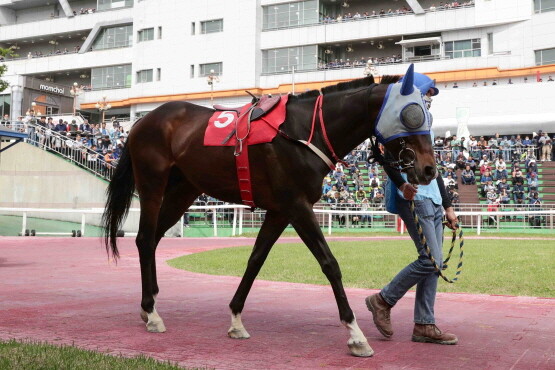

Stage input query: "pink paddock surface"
[{"left": 0, "top": 236, "right": 553, "bottom": 369}]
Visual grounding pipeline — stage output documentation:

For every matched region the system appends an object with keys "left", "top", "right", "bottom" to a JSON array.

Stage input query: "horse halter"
[{"left": 390, "top": 138, "right": 416, "bottom": 172}]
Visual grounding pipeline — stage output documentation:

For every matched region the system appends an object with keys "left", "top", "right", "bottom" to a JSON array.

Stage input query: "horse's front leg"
[
  {"left": 228, "top": 211, "right": 289, "bottom": 339},
  {"left": 290, "top": 204, "right": 373, "bottom": 357}
]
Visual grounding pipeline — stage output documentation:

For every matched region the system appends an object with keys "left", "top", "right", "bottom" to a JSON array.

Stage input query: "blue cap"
[{"left": 400, "top": 72, "right": 439, "bottom": 96}]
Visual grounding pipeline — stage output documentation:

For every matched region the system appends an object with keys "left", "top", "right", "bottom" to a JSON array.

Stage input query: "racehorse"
[{"left": 102, "top": 64, "right": 437, "bottom": 357}]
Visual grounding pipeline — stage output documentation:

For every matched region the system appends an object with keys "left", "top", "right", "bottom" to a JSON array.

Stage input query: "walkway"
[{"left": 0, "top": 237, "right": 553, "bottom": 369}]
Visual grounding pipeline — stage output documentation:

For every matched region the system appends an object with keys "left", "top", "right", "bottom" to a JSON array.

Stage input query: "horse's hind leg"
[
  {"left": 135, "top": 170, "right": 169, "bottom": 333},
  {"left": 228, "top": 211, "right": 289, "bottom": 339},
  {"left": 143, "top": 177, "right": 199, "bottom": 317},
  {"left": 289, "top": 205, "right": 373, "bottom": 357}
]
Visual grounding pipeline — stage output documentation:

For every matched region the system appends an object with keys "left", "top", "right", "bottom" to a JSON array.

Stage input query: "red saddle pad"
[{"left": 204, "top": 95, "right": 289, "bottom": 146}]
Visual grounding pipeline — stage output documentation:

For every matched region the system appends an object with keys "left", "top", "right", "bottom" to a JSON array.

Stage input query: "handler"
[{"left": 366, "top": 73, "right": 460, "bottom": 345}]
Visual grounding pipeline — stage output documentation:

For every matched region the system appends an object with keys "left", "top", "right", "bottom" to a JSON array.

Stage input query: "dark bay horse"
[{"left": 102, "top": 64, "right": 437, "bottom": 357}]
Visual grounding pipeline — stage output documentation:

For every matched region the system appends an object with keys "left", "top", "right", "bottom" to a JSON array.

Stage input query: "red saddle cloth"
[{"left": 204, "top": 95, "right": 289, "bottom": 146}]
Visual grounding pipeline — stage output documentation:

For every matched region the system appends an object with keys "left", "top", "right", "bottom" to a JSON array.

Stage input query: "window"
[
  {"left": 136, "top": 69, "right": 153, "bottom": 83},
  {"left": 200, "top": 19, "right": 223, "bottom": 34},
  {"left": 444, "top": 39, "right": 481, "bottom": 59},
  {"left": 158, "top": 26, "right": 162, "bottom": 39},
  {"left": 263, "top": 0, "right": 318, "bottom": 30},
  {"left": 97, "top": 0, "right": 133, "bottom": 11},
  {"left": 138, "top": 28, "right": 154, "bottom": 42},
  {"left": 92, "top": 25, "right": 133, "bottom": 50},
  {"left": 0, "top": 94, "right": 11, "bottom": 117},
  {"left": 487, "top": 33, "right": 493, "bottom": 55},
  {"left": 190, "top": 65, "right": 195, "bottom": 78},
  {"left": 191, "top": 22, "right": 196, "bottom": 35},
  {"left": 534, "top": 0, "right": 555, "bottom": 13},
  {"left": 535, "top": 48, "right": 555, "bottom": 66},
  {"left": 156, "top": 68, "right": 161, "bottom": 81},
  {"left": 200, "top": 62, "right": 222, "bottom": 77},
  {"left": 263, "top": 45, "right": 317, "bottom": 74},
  {"left": 91, "top": 64, "right": 132, "bottom": 89}
]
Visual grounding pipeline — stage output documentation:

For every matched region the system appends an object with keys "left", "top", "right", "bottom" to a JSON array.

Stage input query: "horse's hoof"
[
  {"left": 348, "top": 340, "right": 374, "bottom": 357},
  {"left": 227, "top": 326, "right": 250, "bottom": 339},
  {"left": 146, "top": 308, "right": 166, "bottom": 333},
  {"left": 140, "top": 309, "right": 148, "bottom": 323}
]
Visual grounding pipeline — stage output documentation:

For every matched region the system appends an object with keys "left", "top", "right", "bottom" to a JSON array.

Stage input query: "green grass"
[
  {"left": 168, "top": 239, "right": 555, "bottom": 297},
  {"left": 0, "top": 339, "right": 201, "bottom": 370}
]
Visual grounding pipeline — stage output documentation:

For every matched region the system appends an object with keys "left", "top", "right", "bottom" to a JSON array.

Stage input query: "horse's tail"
[{"left": 101, "top": 144, "right": 135, "bottom": 259}]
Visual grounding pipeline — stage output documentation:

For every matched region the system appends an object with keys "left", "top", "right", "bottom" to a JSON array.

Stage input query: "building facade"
[{"left": 0, "top": 0, "right": 554, "bottom": 135}]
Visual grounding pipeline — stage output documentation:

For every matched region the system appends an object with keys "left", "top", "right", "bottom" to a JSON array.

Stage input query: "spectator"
[
  {"left": 539, "top": 132, "right": 552, "bottom": 161},
  {"left": 461, "top": 165, "right": 475, "bottom": 185},
  {"left": 494, "top": 157, "right": 507, "bottom": 180},
  {"left": 513, "top": 181, "right": 525, "bottom": 204},
  {"left": 548, "top": 76, "right": 554, "bottom": 82}
]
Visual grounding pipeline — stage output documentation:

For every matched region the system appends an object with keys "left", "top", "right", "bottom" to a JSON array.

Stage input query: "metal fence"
[{"left": 1, "top": 204, "right": 553, "bottom": 238}]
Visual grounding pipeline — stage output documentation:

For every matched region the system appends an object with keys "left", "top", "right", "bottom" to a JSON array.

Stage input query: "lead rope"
[{"left": 409, "top": 200, "right": 464, "bottom": 283}]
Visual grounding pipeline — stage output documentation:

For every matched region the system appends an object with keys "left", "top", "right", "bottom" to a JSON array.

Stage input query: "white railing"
[
  {"left": 1, "top": 121, "right": 116, "bottom": 180},
  {"left": 1, "top": 205, "right": 553, "bottom": 238}
]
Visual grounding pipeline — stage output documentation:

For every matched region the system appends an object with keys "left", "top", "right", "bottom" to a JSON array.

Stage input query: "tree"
[{"left": 0, "top": 47, "right": 16, "bottom": 93}]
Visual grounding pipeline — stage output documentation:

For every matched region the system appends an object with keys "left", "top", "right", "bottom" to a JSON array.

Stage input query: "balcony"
[
  {"left": 3, "top": 47, "right": 132, "bottom": 76},
  {"left": 260, "top": 5, "right": 477, "bottom": 50},
  {"left": 0, "top": 7, "right": 132, "bottom": 41}
]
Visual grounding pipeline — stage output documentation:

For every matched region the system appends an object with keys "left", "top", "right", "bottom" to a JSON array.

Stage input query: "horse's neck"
[{"left": 320, "top": 93, "right": 371, "bottom": 160}]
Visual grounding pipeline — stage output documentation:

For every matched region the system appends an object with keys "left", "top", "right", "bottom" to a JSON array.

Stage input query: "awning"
[
  {"left": 0, "top": 127, "right": 28, "bottom": 153},
  {"left": 396, "top": 37, "right": 442, "bottom": 47}
]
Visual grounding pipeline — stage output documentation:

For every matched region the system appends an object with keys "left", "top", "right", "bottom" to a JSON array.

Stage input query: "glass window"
[
  {"left": 92, "top": 25, "right": 133, "bottom": 50},
  {"left": 191, "top": 22, "right": 196, "bottom": 35},
  {"left": 91, "top": 64, "right": 132, "bottom": 89},
  {"left": 201, "top": 19, "right": 223, "bottom": 34},
  {"left": 534, "top": 0, "right": 555, "bottom": 13},
  {"left": 190, "top": 65, "right": 195, "bottom": 78},
  {"left": 262, "top": 45, "right": 317, "bottom": 74},
  {"left": 156, "top": 68, "right": 161, "bottom": 81},
  {"left": 444, "top": 39, "right": 481, "bottom": 59},
  {"left": 0, "top": 94, "right": 11, "bottom": 118},
  {"left": 263, "top": 0, "right": 318, "bottom": 30},
  {"left": 138, "top": 28, "right": 154, "bottom": 42},
  {"left": 136, "top": 69, "right": 153, "bottom": 83},
  {"left": 97, "top": 0, "right": 134, "bottom": 11},
  {"left": 535, "top": 48, "right": 555, "bottom": 65},
  {"left": 200, "top": 62, "right": 223, "bottom": 77}
]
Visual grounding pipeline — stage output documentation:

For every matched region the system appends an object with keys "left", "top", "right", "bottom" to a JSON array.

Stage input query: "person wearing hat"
[{"left": 366, "top": 72, "right": 459, "bottom": 345}]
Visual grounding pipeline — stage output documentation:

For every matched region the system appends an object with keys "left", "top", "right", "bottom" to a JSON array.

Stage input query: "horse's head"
[{"left": 374, "top": 64, "right": 437, "bottom": 185}]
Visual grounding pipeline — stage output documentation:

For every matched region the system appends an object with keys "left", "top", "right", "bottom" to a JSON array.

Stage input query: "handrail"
[{"left": 1, "top": 121, "right": 116, "bottom": 181}]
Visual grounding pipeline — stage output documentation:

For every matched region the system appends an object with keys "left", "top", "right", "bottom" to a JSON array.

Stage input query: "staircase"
[
  {"left": 455, "top": 169, "right": 479, "bottom": 224},
  {"left": 540, "top": 161, "right": 555, "bottom": 203}
]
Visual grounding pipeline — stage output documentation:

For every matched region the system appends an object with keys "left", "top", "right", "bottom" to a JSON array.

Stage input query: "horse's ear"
[{"left": 400, "top": 63, "right": 415, "bottom": 96}]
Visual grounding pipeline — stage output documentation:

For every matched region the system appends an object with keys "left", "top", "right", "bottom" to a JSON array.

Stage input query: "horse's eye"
[{"left": 400, "top": 103, "right": 425, "bottom": 129}]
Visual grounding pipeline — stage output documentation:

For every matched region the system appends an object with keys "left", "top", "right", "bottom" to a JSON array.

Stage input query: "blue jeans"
[{"left": 381, "top": 198, "right": 444, "bottom": 324}]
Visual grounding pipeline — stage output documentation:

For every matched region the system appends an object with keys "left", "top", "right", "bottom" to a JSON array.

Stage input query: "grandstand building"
[{"left": 0, "top": 0, "right": 554, "bottom": 137}]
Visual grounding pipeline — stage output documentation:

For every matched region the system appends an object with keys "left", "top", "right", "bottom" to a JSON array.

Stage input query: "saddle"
[{"left": 214, "top": 94, "right": 281, "bottom": 122}]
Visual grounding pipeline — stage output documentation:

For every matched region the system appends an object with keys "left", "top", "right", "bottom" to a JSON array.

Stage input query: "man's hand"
[
  {"left": 444, "top": 207, "right": 459, "bottom": 230},
  {"left": 399, "top": 183, "right": 418, "bottom": 200}
]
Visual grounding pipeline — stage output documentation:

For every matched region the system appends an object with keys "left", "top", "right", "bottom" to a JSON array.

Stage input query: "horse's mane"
[{"left": 292, "top": 75, "right": 401, "bottom": 100}]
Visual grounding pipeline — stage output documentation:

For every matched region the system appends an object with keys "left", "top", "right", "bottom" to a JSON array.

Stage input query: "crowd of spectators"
[
  {"left": 318, "top": 55, "right": 402, "bottom": 70},
  {"left": 1, "top": 112, "right": 126, "bottom": 176},
  {"left": 428, "top": 1, "right": 475, "bottom": 12},
  {"left": 432, "top": 132, "right": 552, "bottom": 221},
  {"left": 72, "top": 8, "right": 96, "bottom": 16},
  {"left": 26, "top": 46, "right": 80, "bottom": 59},
  {"left": 318, "top": 1, "right": 474, "bottom": 24},
  {"left": 318, "top": 140, "right": 387, "bottom": 227}
]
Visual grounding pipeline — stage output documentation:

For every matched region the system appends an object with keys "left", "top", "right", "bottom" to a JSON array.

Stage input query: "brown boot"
[
  {"left": 412, "top": 324, "right": 458, "bottom": 345},
  {"left": 365, "top": 293, "right": 393, "bottom": 338}
]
